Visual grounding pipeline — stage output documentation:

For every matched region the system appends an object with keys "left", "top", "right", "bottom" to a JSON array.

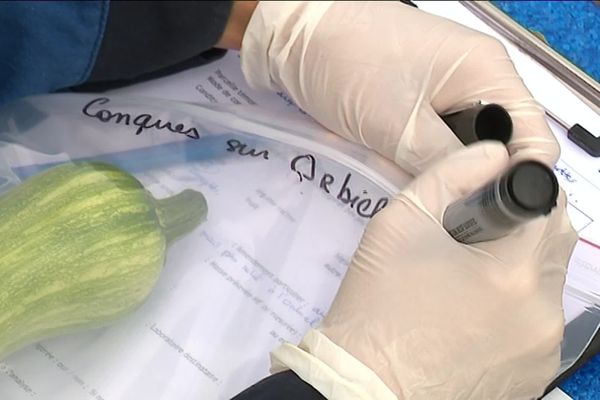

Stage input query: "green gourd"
[{"left": 0, "top": 161, "right": 208, "bottom": 359}]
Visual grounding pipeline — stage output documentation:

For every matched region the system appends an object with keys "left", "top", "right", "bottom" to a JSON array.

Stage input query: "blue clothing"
[
  {"left": 0, "top": 1, "right": 109, "bottom": 105},
  {"left": 0, "top": 1, "right": 231, "bottom": 106}
]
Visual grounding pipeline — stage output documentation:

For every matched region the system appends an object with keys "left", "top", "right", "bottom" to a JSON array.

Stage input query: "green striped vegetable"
[{"left": 0, "top": 162, "right": 207, "bottom": 359}]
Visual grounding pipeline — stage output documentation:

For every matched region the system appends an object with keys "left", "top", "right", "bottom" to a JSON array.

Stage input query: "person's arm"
[
  {"left": 0, "top": 1, "right": 242, "bottom": 105},
  {"left": 215, "top": 1, "right": 259, "bottom": 50},
  {"left": 231, "top": 370, "right": 325, "bottom": 400},
  {"left": 84, "top": 1, "right": 249, "bottom": 89}
]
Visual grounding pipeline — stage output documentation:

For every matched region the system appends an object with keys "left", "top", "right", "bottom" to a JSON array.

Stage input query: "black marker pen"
[
  {"left": 443, "top": 160, "right": 559, "bottom": 244},
  {"left": 441, "top": 103, "right": 513, "bottom": 145}
]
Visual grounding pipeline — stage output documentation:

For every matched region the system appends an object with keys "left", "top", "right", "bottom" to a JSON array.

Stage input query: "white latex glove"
[
  {"left": 240, "top": 1, "right": 559, "bottom": 174},
  {"left": 271, "top": 143, "right": 577, "bottom": 400}
]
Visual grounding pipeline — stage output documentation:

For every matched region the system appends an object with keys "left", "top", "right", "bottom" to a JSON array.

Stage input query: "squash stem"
[{"left": 154, "top": 189, "right": 208, "bottom": 245}]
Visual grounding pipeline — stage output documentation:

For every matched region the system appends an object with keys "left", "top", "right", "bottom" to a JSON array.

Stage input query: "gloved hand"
[
  {"left": 240, "top": 2, "right": 559, "bottom": 174},
  {"left": 271, "top": 143, "right": 577, "bottom": 400}
]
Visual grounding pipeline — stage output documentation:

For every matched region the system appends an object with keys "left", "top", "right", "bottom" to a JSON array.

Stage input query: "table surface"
[{"left": 491, "top": 1, "right": 600, "bottom": 399}]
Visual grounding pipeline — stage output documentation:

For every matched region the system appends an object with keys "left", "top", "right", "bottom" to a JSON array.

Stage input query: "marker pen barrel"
[{"left": 443, "top": 160, "right": 559, "bottom": 244}]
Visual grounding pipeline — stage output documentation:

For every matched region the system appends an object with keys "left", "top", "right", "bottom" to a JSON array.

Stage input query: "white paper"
[
  {"left": 544, "top": 388, "right": 574, "bottom": 400},
  {"left": 107, "top": 52, "right": 311, "bottom": 124}
]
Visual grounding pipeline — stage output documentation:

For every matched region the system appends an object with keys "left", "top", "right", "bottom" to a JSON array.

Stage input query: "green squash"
[{"left": 0, "top": 162, "right": 208, "bottom": 359}]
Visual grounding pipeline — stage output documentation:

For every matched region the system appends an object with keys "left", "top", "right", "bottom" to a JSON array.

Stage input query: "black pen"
[
  {"left": 442, "top": 103, "right": 599, "bottom": 158},
  {"left": 441, "top": 103, "right": 513, "bottom": 145},
  {"left": 545, "top": 108, "right": 600, "bottom": 157}
]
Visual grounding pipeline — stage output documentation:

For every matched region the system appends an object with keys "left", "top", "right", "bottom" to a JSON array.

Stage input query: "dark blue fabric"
[
  {"left": 231, "top": 371, "right": 326, "bottom": 400},
  {"left": 561, "top": 353, "right": 600, "bottom": 400},
  {"left": 0, "top": 1, "right": 109, "bottom": 106}
]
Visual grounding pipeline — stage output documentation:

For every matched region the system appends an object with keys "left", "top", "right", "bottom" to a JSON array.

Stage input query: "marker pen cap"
[
  {"left": 443, "top": 160, "right": 559, "bottom": 244},
  {"left": 441, "top": 103, "right": 513, "bottom": 145},
  {"left": 498, "top": 161, "right": 559, "bottom": 218}
]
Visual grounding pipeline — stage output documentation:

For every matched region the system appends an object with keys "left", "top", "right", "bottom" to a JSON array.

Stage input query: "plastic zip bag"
[
  {"left": 0, "top": 93, "right": 596, "bottom": 398},
  {"left": 0, "top": 93, "right": 408, "bottom": 399}
]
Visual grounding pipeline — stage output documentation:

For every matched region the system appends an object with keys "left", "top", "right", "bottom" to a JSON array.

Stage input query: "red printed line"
[{"left": 579, "top": 237, "right": 600, "bottom": 251}]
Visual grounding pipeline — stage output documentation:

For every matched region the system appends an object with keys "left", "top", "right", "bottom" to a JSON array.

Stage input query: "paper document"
[{"left": 108, "top": 52, "right": 311, "bottom": 123}]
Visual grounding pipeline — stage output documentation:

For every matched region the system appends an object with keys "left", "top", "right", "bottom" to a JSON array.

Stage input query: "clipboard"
[{"left": 459, "top": 1, "right": 600, "bottom": 114}]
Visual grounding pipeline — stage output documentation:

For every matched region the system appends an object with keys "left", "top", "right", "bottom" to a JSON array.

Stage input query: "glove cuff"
[
  {"left": 239, "top": 1, "right": 334, "bottom": 92},
  {"left": 271, "top": 329, "right": 398, "bottom": 400}
]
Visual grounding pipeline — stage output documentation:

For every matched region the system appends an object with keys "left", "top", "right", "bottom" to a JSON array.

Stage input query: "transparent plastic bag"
[
  {"left": 0, "top": 93, "right": 408, "bottom": 399},
  {"left": 0, "top": 93, "right": 597, "bottom": 399}
]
